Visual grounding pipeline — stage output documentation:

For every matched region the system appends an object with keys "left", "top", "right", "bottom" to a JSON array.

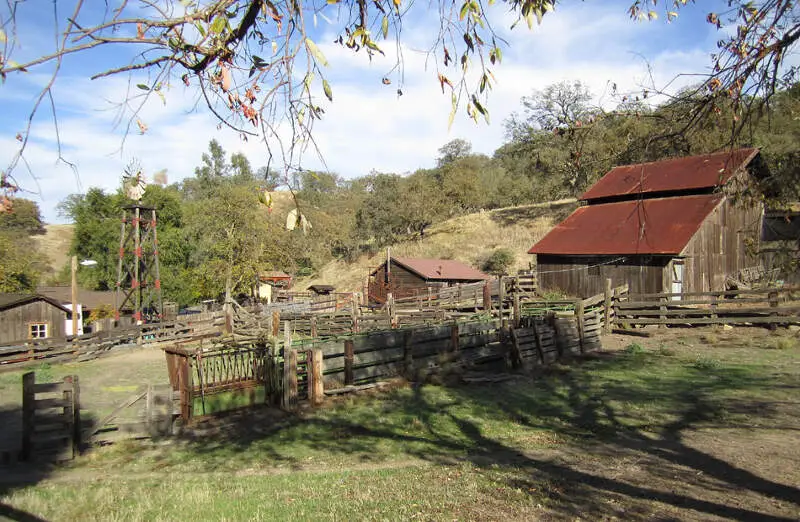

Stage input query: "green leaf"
[
  {"left": 459, "top": 2, "right": 470, "bottom": 21},
  {"left": 382, "top": 16, "right": 389, "bottom": 39},
  {"left": 210, "top": 15, "right": 226, "bottom": 34},
  {"left": 136, "top": 84, "right": 150, "bottom": 91},
  {"left": 322, "top": 79, "right": 333, "bottom": 101},
  {"left": 305, "top": 38, "right": 329, "bottom": 67},
  {"left": 195, "top": 22, "right": 206, "bottom": 37}
]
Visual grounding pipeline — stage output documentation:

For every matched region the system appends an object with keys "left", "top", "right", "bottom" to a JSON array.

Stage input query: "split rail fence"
[
  {"left": 0, "top": 316, "right": 220, "bottom": 370},
  {"left": 612, "top": 287, "right": 800, "bottom": 328}
]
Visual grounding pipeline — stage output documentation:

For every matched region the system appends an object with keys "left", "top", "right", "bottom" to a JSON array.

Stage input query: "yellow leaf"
[
  {"left": 0, "top": 28, "right": 6, "bottom": 44},
  {"left": 322, "top": 79, "right": 333, "bottom": 101},
  {"left": 305, "top": 38, "right": 329, "bottom": 67}
]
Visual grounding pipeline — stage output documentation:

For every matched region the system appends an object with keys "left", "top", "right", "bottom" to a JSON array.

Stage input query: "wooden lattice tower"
[{"left": 115, "top": 205, "right": 163, "bottom": 323}]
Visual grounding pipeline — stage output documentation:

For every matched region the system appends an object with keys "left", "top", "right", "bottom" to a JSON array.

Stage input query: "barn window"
[{"left": 29, "top": 323, "right": 48, "bottom": 339}]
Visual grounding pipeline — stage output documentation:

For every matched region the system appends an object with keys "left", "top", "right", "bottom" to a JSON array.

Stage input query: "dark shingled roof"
[
  {"left": 37, "top": 286, "right": 117, "bottom": 310},
  {"left": 391, "top": 257, "right": 489, "bottom": 281},
  {"left": 581, "top": 148, "right": 759, "bottom": 201},
  {"left": 529, "top": 194, "right": 723, "bottom": 256},
  {"left": 0, "top": 293, "right": 72, "bottom": 313}
]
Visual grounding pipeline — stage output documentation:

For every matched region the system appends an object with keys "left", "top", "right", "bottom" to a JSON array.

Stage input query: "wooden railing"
[
  {"left": 0, "top": 316, "right": 220, "bottom": 370},
  {"left": 613, "top": 287, "right": 800, "bottom": 328}
]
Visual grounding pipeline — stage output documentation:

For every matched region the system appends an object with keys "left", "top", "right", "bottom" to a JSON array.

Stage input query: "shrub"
[
  {"left": 767, "top": 337, "right": 797, "bottom": 350},
  {"left": 624, "top": 343, "right": 645, "bottom": 355},
  {"left": 693, "top": 357, "right": 720, "bottom": 371},
  {"left": 482, "top": 248, "right": 515, "bottom": 276}
]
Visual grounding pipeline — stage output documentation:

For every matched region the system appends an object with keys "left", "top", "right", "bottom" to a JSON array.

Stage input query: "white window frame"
[{"left": 29, "top": 322, "right": 49, "bottom": 339}]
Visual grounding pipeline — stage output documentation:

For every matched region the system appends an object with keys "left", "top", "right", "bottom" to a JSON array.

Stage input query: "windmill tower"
[{"left": 114, "top": 164, "right": 163, "bottom": 323}]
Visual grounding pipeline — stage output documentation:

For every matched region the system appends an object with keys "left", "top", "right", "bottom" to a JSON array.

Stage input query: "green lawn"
[{"left": 1, "top": 329, "right": 798, "bottom": 521}]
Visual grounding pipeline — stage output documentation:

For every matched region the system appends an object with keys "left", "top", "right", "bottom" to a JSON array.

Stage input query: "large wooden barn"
[
  {"left": 0, "top": 294, "right": 71, "bottom": 343},
  {"left": 368, "top": 257, "right": 489, "bottom": 304},
  {"left": 529, "top": 148, "right": 765, "bottom": 297}
]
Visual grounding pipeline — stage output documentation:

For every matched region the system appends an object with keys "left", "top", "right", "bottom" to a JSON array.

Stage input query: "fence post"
[
  {"left": 768, "top": 291, "right": 779, "bottom": 330},
  {"left": 659, "top": 296, "right": 667, "bottom": 329},
  {"left": 483, "top": 282, "right": 491, "bottom": 313},
  {"left": 310, "top": 348, "right": 324, "bottom": 406},
  {"left": 21, "top": 372, "right": 34, "bottom": 461},
  {"left": 603, "top": 278, "right": 612, "bottom": 334},
  {"left": 344, "top": 339, "right": 354, "bottom": 386},
  {"left": 450, "top": 324, "right": 459, "bottom": 353},
  {"left": 710, "top": 293, "right": 719, "bottom": 327},
  {"left": 310, "top": 316, "right": 318, "bottom": 338},
  {"left": 575, "top": 299, "right": 586, "bottom": 352},
  {"left": 71, "top": 375, "right": 81, "bottom": 455},
  {"left": 272, "top": 310, "right": 280, "bottom": 337},
  {"left": 180, "top": 357, "right": 193, "bottom": 421},
  {"left": 282, "top": 349, "right": 298, "bottom": 411},
  {"left": 351, "top": 293, "right": 360, "bottom": 334},
  {"left": 512, "top": 291, "right": 521, "bottom": 328},
  {"left": 498, "top": 276, "right": 506, "bottom": 322},
  {"left": 403, "top": 330, "right": 414, "bottom": 379}
]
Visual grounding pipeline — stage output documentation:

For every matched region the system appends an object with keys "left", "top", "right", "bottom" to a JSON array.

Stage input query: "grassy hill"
[
  {"left": 33, "top": 224, "right": 75, "bottom": 278},
  {"left": 299, "top": 199, "right": 577, "bottom": 292}
]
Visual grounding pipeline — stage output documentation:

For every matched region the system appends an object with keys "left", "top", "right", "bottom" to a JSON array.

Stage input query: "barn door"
[{"left": 671, "top": 260, "right": 684, "bottom": 300}]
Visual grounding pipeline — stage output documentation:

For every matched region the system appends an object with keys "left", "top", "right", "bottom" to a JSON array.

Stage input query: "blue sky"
[{"left": 0, "top": 0, "right": 731, "bottom": 223}]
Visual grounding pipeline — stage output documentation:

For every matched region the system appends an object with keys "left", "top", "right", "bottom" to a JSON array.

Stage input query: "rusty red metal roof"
[
  {"left": 528, "top": 194, "right": 723, "bottom": 256},
  {"left": 259, "top": 271, "right": 292, "bottom": 280},
  {"left": 581, "top": 148, "right": 759, "bottom": 201},
  {"left": 392, "top": 257, "right": 489, "bottom": 281}
]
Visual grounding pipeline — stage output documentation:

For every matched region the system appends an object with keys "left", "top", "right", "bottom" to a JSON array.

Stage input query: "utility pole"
[{"left": 71, "top": 256, "right": 78, "bottom": 337}]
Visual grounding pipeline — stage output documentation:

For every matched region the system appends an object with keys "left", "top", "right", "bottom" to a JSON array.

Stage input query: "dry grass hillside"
[
  {"left": 33, "top": 224, "right": 74, "bottom": 277},
  {"left": 300, "top": 199, "right": 577, "bottom": 292}
]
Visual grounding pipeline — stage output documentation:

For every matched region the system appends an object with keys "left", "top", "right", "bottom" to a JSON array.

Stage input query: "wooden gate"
[{"left": 22, "top": 372, "right": 80, "bottom": 461}]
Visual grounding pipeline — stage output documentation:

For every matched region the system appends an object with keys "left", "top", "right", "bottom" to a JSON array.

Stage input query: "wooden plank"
[
  {"left": 35, "top": 398, "right": 70, "bottom": 409},
  {"left": 31, "top": 382, "right": 71, "bottom": 393}
]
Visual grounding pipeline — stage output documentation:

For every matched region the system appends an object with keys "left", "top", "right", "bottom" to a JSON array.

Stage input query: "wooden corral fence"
[
  {"left": 22, "top": 372, "right": 80, "bottom": 461},
  {"left": 612, "top": 286, "right": 800, "bottom": 328},
  {"left": 165, "top": 311, "right": 598, "bottom": 420},
  {"left": 164, "top": 335, "right": 279, "bottom": 420},
  {"left": 0, "top": 316, "right": 221, "bottom": 370}
]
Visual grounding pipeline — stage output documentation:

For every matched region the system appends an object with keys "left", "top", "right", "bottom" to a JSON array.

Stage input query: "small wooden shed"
[
  {"left": 368, "top": 257, "right": 489, "bottom": 304},
  {"left": 0, "top": 294, "right": 71, "bottom": 343},
  {"left": 529, "top": 149, "right": 765, "bottom": 297}
]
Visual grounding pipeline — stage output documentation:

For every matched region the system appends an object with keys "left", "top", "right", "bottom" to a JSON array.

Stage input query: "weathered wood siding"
[
  {"left": 370, "top": 262, "right": 443, "bottom": 302},
  {"left": 536, "top": 255, "right": 668, "bottom": 298},
  {"left": 679, "top": 196, "right": 762, "bottom": 292},
  {"left": 0, "top": 300, "right": 67, "bottom": 343}
]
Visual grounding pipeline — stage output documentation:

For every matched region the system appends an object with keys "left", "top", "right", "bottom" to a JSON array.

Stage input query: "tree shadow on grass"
[
  {"left": 6, "top": 348, "right": 799, "bottom": 520},
  {"left": 177, "top": 349, "right": 800, "bottom": 519}
]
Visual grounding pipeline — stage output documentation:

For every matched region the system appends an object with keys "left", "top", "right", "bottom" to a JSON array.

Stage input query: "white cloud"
[{"left": 1, "top": 1, "right": 719, "bottom": 224}]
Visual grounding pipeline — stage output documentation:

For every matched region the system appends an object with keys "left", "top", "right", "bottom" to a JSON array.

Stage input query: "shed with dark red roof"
[
  {"left": 529, "top": 149, "right": 765, "bottom": 297},
  {"left": 368, "top": 257, "right": 489, "bottom": 304}
]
